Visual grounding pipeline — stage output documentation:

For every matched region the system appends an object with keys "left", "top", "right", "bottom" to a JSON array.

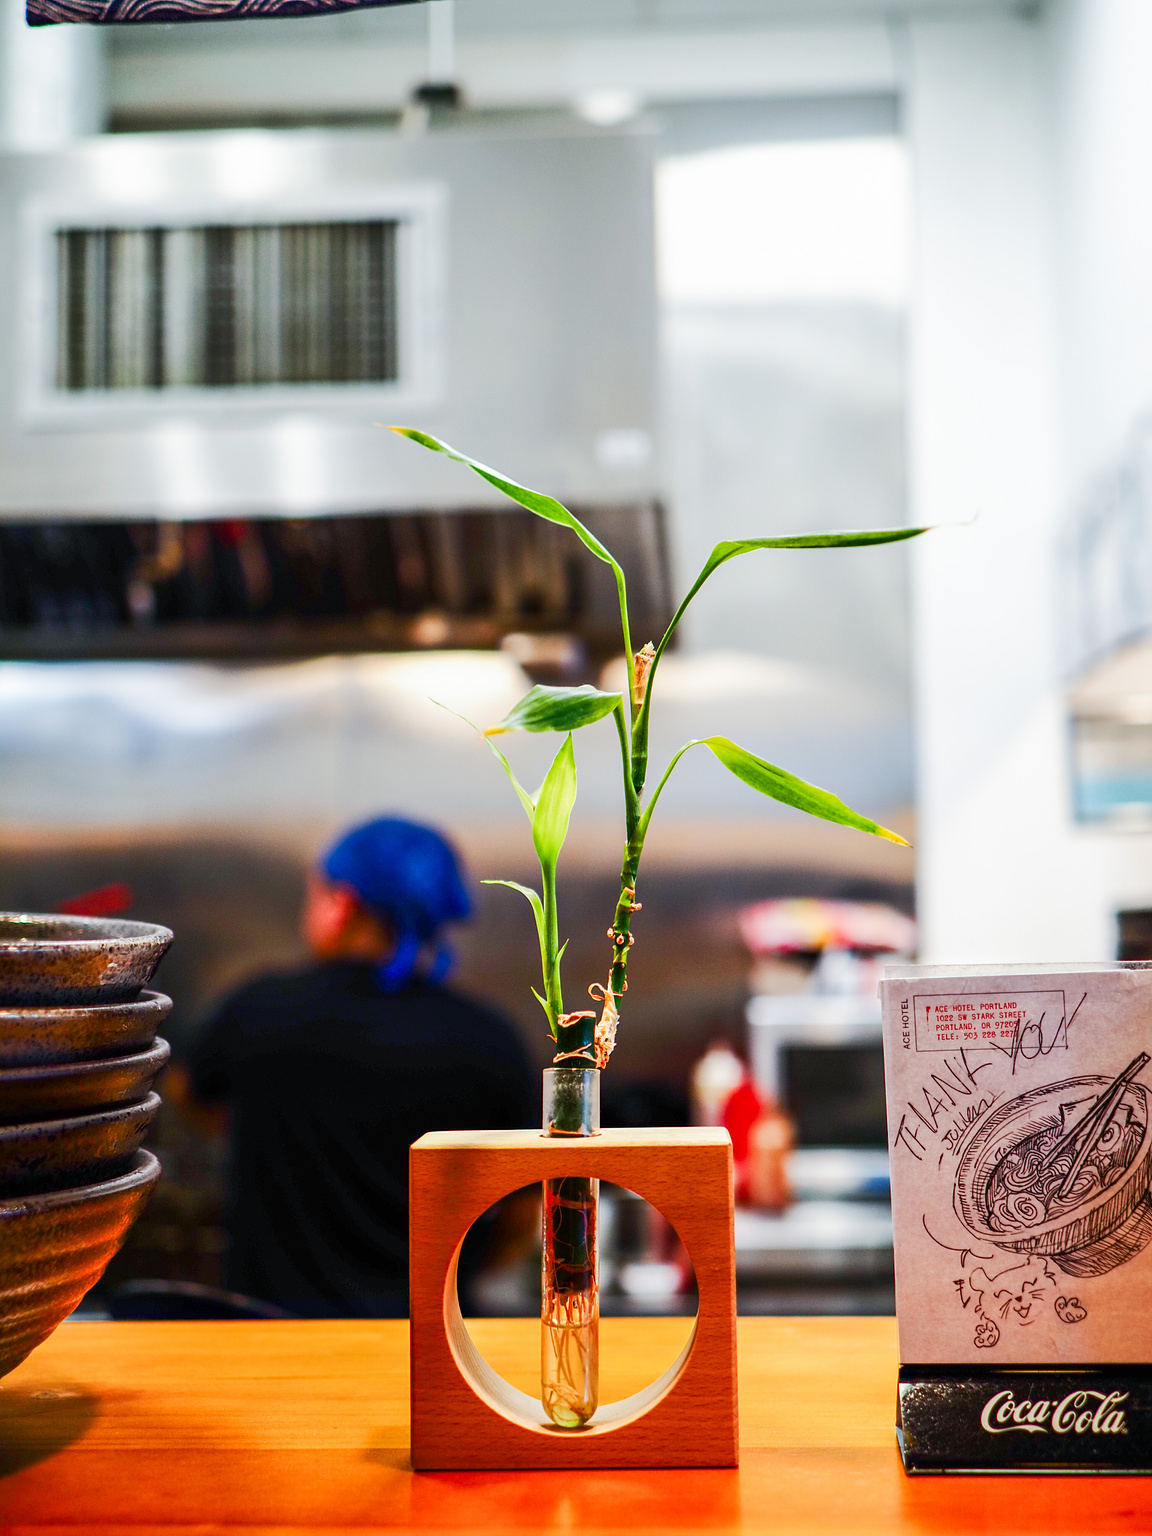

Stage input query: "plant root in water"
[
  {"left": 541, "top": 1175, "right": 599, "bottom": 1428},
  {"left": 541, "top": 1288, "right": 599, "bottom": 1429}
]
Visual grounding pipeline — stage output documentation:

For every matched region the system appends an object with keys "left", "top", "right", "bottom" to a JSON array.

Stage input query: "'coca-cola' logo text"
[{"left": 979, "top": 1389, "right": 1128, "bottom": 1436}]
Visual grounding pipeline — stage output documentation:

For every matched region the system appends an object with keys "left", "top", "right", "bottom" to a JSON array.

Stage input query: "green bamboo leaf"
[
  {"left": 532, "top": 733, "right": 577, "bottom": 870},
  {"left": 658, "top": 525, "right": 931, "bottom": 661},
  {"left": 430, "top": 698, "right": 535, "bottom": 822},
  {"left": 699, "top": 736, "right": 908, "bottom": 845},
  {"left": 389, "top": 428, "right": 615, "bottom": 567},
  {"left": 484, "top": 879, "right": 554, "bottom": 1027},
  {"left": 706, "top": 527, "right": 928, "bottom": 564},
  {"left": 482, "top": 878, "right": 546, "bottom": 937},
  {"left": 632, "top": 522, "right": 936, "bottom": 786},
  {"left": 485, "top": 737, "right": 537, "bottom": 825},
  {"left": 391, "top": 427, "right": 636, "bottom": 690},
  {"left": 487, "top": 683, "right": 623, "bottom": 737}
]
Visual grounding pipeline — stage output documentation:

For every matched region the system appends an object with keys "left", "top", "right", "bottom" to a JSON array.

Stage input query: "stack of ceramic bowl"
[{"left": 0, "top": 914, "right": 173, "bottom": 1379}]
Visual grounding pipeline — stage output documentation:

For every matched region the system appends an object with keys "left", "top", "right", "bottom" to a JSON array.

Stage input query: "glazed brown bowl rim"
[
  {"left": 0, "top": 1091, "right": 161, "bottom": 1139},
  {"left": 0, "top": 1038, "right": 170, "bottom": 1086},
  {"left": 0, "top": 914, "right": 174, "bottom": 953},
  {"left": 0, "top": 989, "right": 171, "bottom": 1024},
  {"left": 0, "top": 1148, "right": 160, "bottom": 1215}
]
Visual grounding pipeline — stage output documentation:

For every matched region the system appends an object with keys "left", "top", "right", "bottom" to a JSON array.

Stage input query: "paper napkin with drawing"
[{"left": 880, "top": 963, "right": 1152, "bottom": 1365}]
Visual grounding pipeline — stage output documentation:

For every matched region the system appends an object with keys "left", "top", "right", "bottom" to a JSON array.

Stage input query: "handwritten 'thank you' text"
[{"left": 892, "top": 1050, "right": 994, "bottom": 1163}]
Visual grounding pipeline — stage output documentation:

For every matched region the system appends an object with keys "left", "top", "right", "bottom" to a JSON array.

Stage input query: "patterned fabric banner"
[{"left": 29, "top": 0, "right": 417, "bottom": 26}]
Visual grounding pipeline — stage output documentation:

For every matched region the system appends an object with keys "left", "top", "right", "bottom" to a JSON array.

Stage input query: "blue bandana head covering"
[{"left": 321, "top": 817, "right": 471, "bottom": 991}]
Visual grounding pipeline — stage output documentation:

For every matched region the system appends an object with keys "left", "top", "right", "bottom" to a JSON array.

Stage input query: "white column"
[
  {"left": 1051, "top": 0, "right": 1152, "bottom": 487},
  {"left": 907, "top": 5, "right": 1152, "bottom": 965},
  {"left": 0, "top": 0, "right": 105, "bottom": 149},
  {"left": 905, "top": 15, "right": 1075, "bottom": 962}
]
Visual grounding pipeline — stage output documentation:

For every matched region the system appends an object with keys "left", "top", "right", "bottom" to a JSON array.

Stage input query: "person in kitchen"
[{"left": 173, "top": 816, "right": 534, "bottom": 1317}]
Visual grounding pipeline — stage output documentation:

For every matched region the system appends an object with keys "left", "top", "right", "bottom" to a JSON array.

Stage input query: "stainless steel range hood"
[{"left": 0, "top": 122, "right": 657, "bottom": 521}]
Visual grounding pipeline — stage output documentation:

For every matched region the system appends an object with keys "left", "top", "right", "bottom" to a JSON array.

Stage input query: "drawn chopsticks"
[
  {"left": 1043, "top": 1052, "right": 1149, "bottom": 1168},
  {"left": 1041, "top": 1051, "right": 1150, "bottom": 1197}
]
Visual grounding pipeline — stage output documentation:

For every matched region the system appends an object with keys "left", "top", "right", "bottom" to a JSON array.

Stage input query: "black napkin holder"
[{"left": 898, "top": 1364, "right": 1152, "bottom": 1473}]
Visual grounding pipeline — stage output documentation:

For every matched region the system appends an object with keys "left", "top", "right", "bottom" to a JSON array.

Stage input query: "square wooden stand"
[{"left": 409, "top": 1125, "right": 737, "bottom": 1470}]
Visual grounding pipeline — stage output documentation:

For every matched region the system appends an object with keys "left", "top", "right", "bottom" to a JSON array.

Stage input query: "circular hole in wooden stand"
[{"left": 450, "top": 1182, "right": 698, "bottom": 1433}]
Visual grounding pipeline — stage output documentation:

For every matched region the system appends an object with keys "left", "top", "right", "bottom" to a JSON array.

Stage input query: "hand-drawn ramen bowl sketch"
[{"left": 954, "top": 1075, "right": 1152, "bottom": 1278}]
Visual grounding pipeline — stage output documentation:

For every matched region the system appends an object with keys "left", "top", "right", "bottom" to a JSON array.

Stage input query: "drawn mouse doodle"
[{"left": 961, "top": 1256, "right": 1058, "bottom": 1342}]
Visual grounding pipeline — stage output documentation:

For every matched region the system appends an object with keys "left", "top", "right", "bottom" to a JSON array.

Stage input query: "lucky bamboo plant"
[{"left": 393, "top": 426, "right": 926, "bottom": 1428}]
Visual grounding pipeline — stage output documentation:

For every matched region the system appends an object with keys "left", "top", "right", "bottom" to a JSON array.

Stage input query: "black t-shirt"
[{"left": 188, "top": 960, "right": 534, "bottom": 1316}]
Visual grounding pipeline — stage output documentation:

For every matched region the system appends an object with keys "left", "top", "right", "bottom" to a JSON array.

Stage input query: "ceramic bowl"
[
  {"left": 0, "top": 914, "right": 173, "bottom": 1007},
  {"left": 0, "top": 1150, "right": 160, "bottom": 1380},
  {"left": 0, "top": 1093, "right": 160, "bottom": 1197},
  {"left": 954, "top": 1075, "right": 1152, "bottom": 1277},
  {"left": 0, "top": 1039, "right": 170, "bottom": 1125},
  {"left": 0, "top": 990, "right": 171, "bottom": 1069}
]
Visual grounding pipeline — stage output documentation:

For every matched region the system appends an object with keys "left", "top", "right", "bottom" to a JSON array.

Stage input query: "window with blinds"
[{"left": 56, "top": 220, "right": 399, "bottom": 391}]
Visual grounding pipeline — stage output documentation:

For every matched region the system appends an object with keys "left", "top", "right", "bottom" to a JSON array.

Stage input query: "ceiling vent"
[
  {"left": 21, "top": 183, "right": 445, "bottom": 422},
  {"left": 56, "top": 220, "right": 399, "bottom": 392}
]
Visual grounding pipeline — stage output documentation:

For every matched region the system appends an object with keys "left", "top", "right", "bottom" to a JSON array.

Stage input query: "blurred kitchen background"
[{"left": 2, "top": 0, "right": 1152, "bottom": 1318}]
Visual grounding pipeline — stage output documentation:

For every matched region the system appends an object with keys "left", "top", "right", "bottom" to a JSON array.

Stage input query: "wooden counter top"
[{"left": 0, "top": 1315, "right": 1150, "bottom": 1533}]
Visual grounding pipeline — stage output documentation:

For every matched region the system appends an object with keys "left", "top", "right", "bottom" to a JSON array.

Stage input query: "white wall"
[
  {"left": 0, "top": 0, "right": 105, "bottom": 148},
  {"left": 908, "top": 4, "right": 1152, "bottom": 964},
  {"left": 107, "top": 19, "right": 899, "bottom": 126},
  {"left": 1051, "top": 0, "right": 1152, "bottom": 490},
  {"left": 1046, "top": 0, "right": 1152, "bottom": 927}
]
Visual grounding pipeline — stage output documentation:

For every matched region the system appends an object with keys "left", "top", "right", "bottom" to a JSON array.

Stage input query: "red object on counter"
[
  {"left": 723, "top": 1076, "right": 795, "bottom": 1211},
  {"left": 57, "top": 883, "right": 134, "bottom": 918},
  {"left": 722, "top": 1080, "right": 762, "bottom": 1170}
]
